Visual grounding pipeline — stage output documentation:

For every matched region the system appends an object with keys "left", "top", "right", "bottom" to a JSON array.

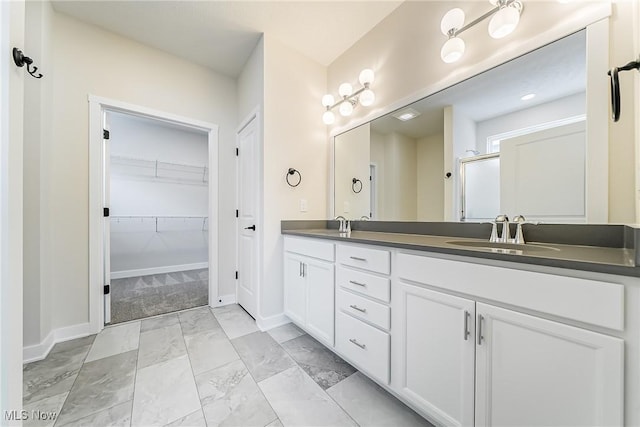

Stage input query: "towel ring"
[
  {"left": 352, "top": 178, "right": 363, "bottom": 193},
  {"left": 286, "top": 168, "right": 301, "bottom": 187}
]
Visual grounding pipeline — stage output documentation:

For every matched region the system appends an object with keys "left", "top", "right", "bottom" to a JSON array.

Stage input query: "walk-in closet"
[{"left": 106, "top": 111, "right": 210, "bottom": 323}]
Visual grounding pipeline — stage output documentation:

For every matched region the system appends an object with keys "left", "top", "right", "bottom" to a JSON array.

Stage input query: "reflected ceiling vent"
[{"left": 392, "top": 108, "right": 421, "bottom": 121}]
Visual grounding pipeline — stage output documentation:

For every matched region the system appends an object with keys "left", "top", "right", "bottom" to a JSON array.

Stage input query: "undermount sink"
[{"left": 446, "top": 240, "right": 560, "bottom": 254}]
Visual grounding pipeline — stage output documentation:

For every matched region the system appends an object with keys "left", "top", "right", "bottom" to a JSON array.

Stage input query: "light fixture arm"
[
  {"left": 451, "top": 0, "right": 522, "bottom": 38},
  {"left": 326, "top": 86, "right": 367, "bottom": 110}
]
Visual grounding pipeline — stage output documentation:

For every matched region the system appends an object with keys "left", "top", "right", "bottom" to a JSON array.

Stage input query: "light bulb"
[
  {"left": 322, "top": 110, "right": 335, "bottom": 125},
  {"left": 359, "top": 89, "right": 375, "bottom": 107},
  {"left": 338, "top": 83, "right": 353, "bottom": 97},
  {"left": 339, "top": 101, "right": 353, "bottom": 116},
  {"left": 440, "top": 8, "right": 465, "bottom": 35},
  {"left": 488, "top": 6, "right": 520, "bottom": 39},
  {"left": 441, "top": 37, "right": 465, "bottom": 63},
  {"left": 322, "top": 94, "right": 335, "bottom": 107},
  {"left": 359, "top": 69, "right": 375, "bottom": 86}
]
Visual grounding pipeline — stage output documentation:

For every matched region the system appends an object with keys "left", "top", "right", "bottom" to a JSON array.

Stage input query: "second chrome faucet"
[{"left": 490, "top": 214, "right": 531, "bottom": 244}]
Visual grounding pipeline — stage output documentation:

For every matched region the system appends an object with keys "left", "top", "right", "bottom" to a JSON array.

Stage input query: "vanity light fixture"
[
  {"left": 521, "top": 93, "right": 536, "bottom": 101},
  {"left": 322, "top": 69, "right": 375, "bottom": 124},
  {"left": 440, "top": 0, "right": 523, "bottom": 63}
]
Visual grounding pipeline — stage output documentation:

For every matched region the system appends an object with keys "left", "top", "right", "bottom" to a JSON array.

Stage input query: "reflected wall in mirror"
[{"left": 333, "top": 29, "right": 594, "bottom": 223}]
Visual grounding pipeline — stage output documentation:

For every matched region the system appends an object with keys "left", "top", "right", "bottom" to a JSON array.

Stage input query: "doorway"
[
  {"left": 89, "top": 96, "right": 218, "bottom": 330},
  {"left": 105, "top": 112, "right": 210, "bottom": 324}
]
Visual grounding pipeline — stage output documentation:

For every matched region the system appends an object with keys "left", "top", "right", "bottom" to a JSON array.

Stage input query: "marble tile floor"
[
  {"left": 110, "top": 268, "right": 209, "bottom": 324},
  {"left": 23, "top": 304, "right": 433, "bottom": 427}
]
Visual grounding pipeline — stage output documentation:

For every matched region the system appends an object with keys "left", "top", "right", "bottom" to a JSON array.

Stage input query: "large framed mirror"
[{"left": 333, "top": 27, "right": 607, "bottom": 223}]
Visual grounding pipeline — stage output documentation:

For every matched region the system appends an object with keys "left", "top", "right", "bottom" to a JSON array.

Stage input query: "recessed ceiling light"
[
  {"left": 521, "top": 93, "right": 536, "bottom": 101},
  {"left": 392, "top": 108, "right": 421, "bottom": 121}
]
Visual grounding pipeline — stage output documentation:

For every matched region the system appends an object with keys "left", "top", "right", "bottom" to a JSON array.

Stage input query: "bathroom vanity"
[{"left": 281, "top": 221, "right": 638, "bottom": 427}]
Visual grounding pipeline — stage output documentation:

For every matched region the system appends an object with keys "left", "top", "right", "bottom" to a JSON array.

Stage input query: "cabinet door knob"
[
  {"left": 464, "top": 310, "right": 470, "bottom": 341},
  {"left": 349, "top": 338, "right": 366, "bottom": 349},
  {"left": 349, "top": 304, "right": 367, "bottom": 313},
  {"left": 477, "top": 314, "right": 485, "bottom": 345}
]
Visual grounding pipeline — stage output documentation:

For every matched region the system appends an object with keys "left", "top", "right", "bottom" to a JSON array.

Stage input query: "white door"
[
  {"left": 394, "top": 282, "right": 475, "bottom": 427},
  {"left": 500, "top": 120, "right": 586, "bottom": 222},
  {"left": 305, "top": 258, "right": 335, "bottom": 346},
  {"left": 475, "top": 303, "right": 624, "bottom": 427},
  {"left": 102, "top": 113, "right": 111, "bottom": 324},
  {"left": 236, "top": 115, "right": 259, "bottom": 318},
  {"left": 283, "top": 252, "right": 306, "bottom": 326}
]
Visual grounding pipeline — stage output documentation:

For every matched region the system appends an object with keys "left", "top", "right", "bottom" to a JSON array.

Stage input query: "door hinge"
[
  {"left": 236, "top": 147, "right": 239, "bottom": 156},
  {"left": 104, "top": 284, "right": 110, "bottom": 294},
  {"left": 103, "top": 207, "right": 110, "bottom": 217},
  {"left": 235, "top": 271, "right": 238, "bottom": 280},
  {"left": 235, "top": 209, "right": 239, "bottom": 218},
  {"left": 103, "top": 129, "right": 110, "bottom": 140}
]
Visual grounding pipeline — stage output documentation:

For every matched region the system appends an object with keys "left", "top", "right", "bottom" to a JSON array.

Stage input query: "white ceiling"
[
  {"left": 371, "top": 30, "right": 586, "bottom": 139},
  {"left": 51, "top": 0, "right": 403, "bottom": 77}
]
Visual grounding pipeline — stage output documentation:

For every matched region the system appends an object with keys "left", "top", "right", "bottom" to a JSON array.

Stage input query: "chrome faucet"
[
  {"left": 495, "top": 214, "right": 510, "bottom": 243},
  {"left": 513, "top": 215, "right": 529, "bottom": 244},
  {"left": 335, "top": 216, "right": 347, "bottom": 233}
]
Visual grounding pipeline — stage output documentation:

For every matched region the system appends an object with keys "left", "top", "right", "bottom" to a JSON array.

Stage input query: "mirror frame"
[{"left": 329, "top": 18, "right": 610, "bottom": 224}]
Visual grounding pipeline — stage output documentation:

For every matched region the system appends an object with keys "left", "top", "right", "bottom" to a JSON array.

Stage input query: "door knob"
[{"left": 245, "top": 225, "right": 256, "bottom": 231}]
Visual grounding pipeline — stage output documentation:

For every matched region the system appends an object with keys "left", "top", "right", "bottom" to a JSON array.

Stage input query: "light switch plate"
[
  {"left": 300, "top": 198, "right": 308, "bottom": 212},
  {"left": 343, "top": 201, "right": 350, "bottom": 213}
]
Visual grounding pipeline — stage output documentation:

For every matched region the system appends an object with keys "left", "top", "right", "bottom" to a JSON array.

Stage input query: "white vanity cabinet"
[
  {"left": 283, "top": 237, "right": 335, "bottom": 346},
  {"left": 393, "top": 252, "right": 624, "bottom": 427},
  {"left": 335, "top": 243, "right": 392, "bottom": 384},
  {"left": 475, "top": 303, "right": 623, "bottom": 427},
  {"left": 394, "top": 282, "right": 476, "bottom": 427}
]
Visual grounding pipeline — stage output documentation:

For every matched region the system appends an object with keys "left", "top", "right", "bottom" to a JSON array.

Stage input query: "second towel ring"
[
  {"left": 286, "top": 168, "right": 301, "bottom": 187},
  {"left": 352, "top": 178, "right": 363, "bottom": 193}
]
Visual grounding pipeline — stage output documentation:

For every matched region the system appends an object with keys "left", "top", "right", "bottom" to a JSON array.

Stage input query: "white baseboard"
[
  {"left": 23, "top": 322, "right": 96, "bottom": 364},
  {"left": 210, "top": 293, "right": 237, "bottom": 308},
  {"left": 111, "top": 262, "right": 208, "bottom": 280},
  {"left": 256, "top": 312, "right": 290, "bottom": 331}
]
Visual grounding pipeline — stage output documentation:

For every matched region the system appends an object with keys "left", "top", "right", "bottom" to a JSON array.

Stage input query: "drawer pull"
[
  {"left": 350, "top": 256, "right": 367, "bottom": 262},
  {"left": 349, "top": 304, "right": 367, "bottom": 313},
  {"left": 349, "top": 280, "right": 366, "bottom": 287},
  {"left": 349, "top": 338, "right": 366, "bottom": 349}
]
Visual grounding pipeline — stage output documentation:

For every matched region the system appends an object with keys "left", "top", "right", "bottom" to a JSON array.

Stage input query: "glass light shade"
[
  {"left": 321, "top": 94, "right": 335, "bottom": 107},
  {"left": 359, "top": 89, "right": 375, "bottom": 107},
  {"left": 359, "top": 69, "right": 375, "bottom": 86},
  {"left": 440, "top": 8, "right": 465, "bottom": 35},
  {"left": 339, "top": 101, "right": 353, "bottom": 116},
  {"left": 338, "top": 83, "right": 353, "bottom": 97},
  {"left": 441, "top": 37, "right": 465, "bottom": 63},
  {"left": 322, "top": 110, "right": 335, "bottom": 125},
  {"left": 488, "top": 6, "right": 520, "bottom": 39}
]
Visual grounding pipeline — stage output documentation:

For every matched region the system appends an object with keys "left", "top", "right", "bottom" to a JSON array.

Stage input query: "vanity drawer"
[
  {"left": 337, "top": 288, "right": 390, "bottom": 331},
  {"left": 337, "top": 265, "right": 391, "bottom": 303},
  {"left": 284, "top": 236, "right": 335, "bottom": 262},
  {"left": 336, "top": 311, "right": 390, "bottom": 384},
  {"left": 337, "top": 244, "right": 390, "bottom": 275}
]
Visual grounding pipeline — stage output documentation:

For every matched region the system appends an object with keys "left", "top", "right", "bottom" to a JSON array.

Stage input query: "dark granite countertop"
[{"left": 281, "top": 221, "right": 640, "bottom": 278}]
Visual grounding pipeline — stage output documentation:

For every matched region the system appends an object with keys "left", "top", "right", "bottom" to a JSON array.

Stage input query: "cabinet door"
[
  {"left": 475, "top": 303, "right": 623, "bottom": 427},
  {"left": 394, "top": 282, "right": 475, "bottom": 427},
  {"left": 283, "top": 253, "right": 306, "bottom": 326},
  {"left": 305, "top": 258, "right": 335, "bottom": 346}
]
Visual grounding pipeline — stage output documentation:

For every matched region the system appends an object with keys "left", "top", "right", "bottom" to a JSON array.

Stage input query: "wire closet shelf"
[
  {"left": 111, "top": 156, "right": 209, "bottom": 185},
  {"left": 110, "top": 216, "right": 209, "bottom": 232}
]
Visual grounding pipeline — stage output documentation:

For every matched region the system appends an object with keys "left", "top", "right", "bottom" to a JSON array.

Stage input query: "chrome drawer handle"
[
  {"left": 349, "top": 256, "right": 367, "bottom": 261},
  {"left": 349, "top": 338, "right": 366, "bottom": 349},
  {"left": 349, "top": 280, "right": 366, "bottom": 287},
  {"left": 349, "top": 304, "right": 367, "bottom": 313}
]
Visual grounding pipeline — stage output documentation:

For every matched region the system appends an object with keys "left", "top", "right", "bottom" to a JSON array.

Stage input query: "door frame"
[
  {"left": 88, "top": 95, "right": 218, "bottom": 332},
  {"left": 235, "top": 107, "right": 262, "bottom": 317}
]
